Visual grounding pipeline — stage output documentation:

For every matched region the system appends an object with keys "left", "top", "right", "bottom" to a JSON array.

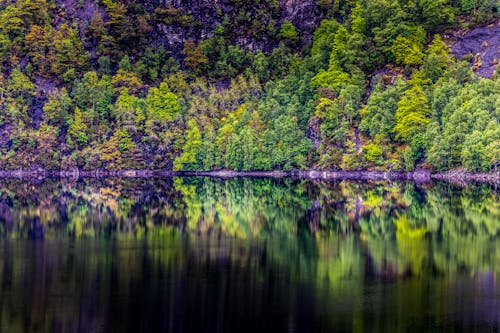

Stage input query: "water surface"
[{"left": 0, "top": 177, "right": 499, "bottom": 332}]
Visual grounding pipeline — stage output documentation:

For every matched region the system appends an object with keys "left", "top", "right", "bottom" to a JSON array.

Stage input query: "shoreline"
[{"left": 0, "top": 168, "right": 498, "bottom": 183}]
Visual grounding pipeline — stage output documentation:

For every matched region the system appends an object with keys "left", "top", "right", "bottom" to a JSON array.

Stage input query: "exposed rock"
[
  {"left": 0, "top": 168, "right": 498, "bottom": 184},
  {"left": 412, "top": 169, "right": 431, "bottom": 183},
  {"left": 451, "top": 20, "right": 500, "bottom": 77},
  {"left": 78, "top": 0, "right": 325, "bottom": 55},
  {"left": 306, "top": 116, "right": 322, "bottom": 149},
  {"left": 431, "top": 169, "right": 500, "bottom": 184}
]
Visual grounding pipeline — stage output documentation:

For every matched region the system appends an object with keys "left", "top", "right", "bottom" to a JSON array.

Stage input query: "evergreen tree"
[
  {"left": 394, "top": 85, "right": 431, "bottom": 142},
  {"left": 174, "top": 119, "right": 202, "bottom": 171},
  {"left": 67, "top": 107, "right": 88, "bottom": 149}
]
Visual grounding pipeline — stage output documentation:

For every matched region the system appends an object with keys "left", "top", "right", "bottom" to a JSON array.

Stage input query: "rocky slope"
[
  {"left": 56, "top": 0, "right": 325, "bottom": 56},
  {"left": 450, "top": 20, "right": 500, "bottom": 77}
]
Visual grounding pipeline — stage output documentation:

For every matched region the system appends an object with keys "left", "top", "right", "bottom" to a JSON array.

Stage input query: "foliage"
[
  {"left": 394, "top": 84, "right": 431, "bottom": 142},
  {"left": 146, "top": 82, "right": 180, "bottom": 123},
  {"left": 174, "top": 119, "right": 202, "bottom": 171},
  {"left": 0, "top": 0, "right": 497, "bottom": 172}
]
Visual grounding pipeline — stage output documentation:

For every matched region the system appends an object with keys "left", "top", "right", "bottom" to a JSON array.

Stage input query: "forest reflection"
[
  {"left": 1, "top": 177, "right": 498, "bottom": 240},
  {"left": 0, "top": 178, "right": 499, "bottom": 332}
]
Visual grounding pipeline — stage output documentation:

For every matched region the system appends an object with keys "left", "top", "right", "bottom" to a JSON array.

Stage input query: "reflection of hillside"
[
  {"left": 2, "top": 230, "right": 498, "bottom": 332},
  {"left": 0, "top": 178, "right": 498, "bottom": 276},
  {"left": 0, "top": 179, "right": 498, "bottom": 240},
  {"left": 174, "top": 177, "right": 312, "bottom": 237},
  {"left": 0, "top": 178, "right": 186, "bottom": 238},
  {"left": 0, "top": 178, "right": 498, "bottom": 331}
]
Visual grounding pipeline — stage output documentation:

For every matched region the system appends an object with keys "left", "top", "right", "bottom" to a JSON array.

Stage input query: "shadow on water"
[{"left": 0, "top": 177, "right": 499, "bottom": 332}]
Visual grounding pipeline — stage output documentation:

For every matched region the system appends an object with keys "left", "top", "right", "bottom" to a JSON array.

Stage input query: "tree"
[
  {"left": 333, "top": 26, "right": 356, "bottom": 70},
  {"left": 240, "top": 127, "right": 259, "bottom": 171},
  {"left": 117, "top": 128, "right": 143, "bottom": 169},
  {"left": 427, "top": 135, "right": 452, "bottom": 170},
  {"left": 97, "top": 56, "right": 111, "bottom": 76},
  {"left": 226, "top": 133, "right": 244, "bottom": 170},
  {"left": 111, "top": 69, "right": 143, "bottom": 94},
  {"left": 24, "top": 24, "right": 53, "bottom": 76},
  {"left": 392, "top": 35, "right": 424, "bottom": 67},
  {"left": 113, "top": 91, "right": 146, "bottom": 130},
  {"left": 271, "top": 115, "right": 311, "bottom": 170},
  {"left": 99, "top": 129, "right": 122, "bottom": 168},
  {"left": 427, "top": 76, "right": 499, "bottom": 171},
  {"left": 360, "top": 80, "right": 406, "bottom": 140},
  {"left": 52, "top": 23, "right": 89, "bottom": 77},
  {"left": 72, "top": 71, "right": 115, "bottom": 126},
  {"left": 461, "top": 131, "right": 488, "bottom": 171},
  {"left": 279, "top": 20, "right": 299, "bottom": 47},
  {"left": 140, "top": 47, "right": 161, "bottom": 80},
  {"left": 315, "top": 97, "right": 349, "bottom": 144},
  {"left": 394, "top": 85, "right": 431, "bottom": 142},
  {"left": 146, "top": 82, "right": 180, "bottom": 123},
  {"left": 363, "top": 141, "right": 384, "bottom": 165},
  {"left": 43, "top": 88, "right": 72, "bottom": 126},
  {"left": 311, "top": 19, "right": 339, "bottom": 68},
  {"left": 174, "top": 119, "right": 202, "bottom": 171},
  {"left": 350, "top": 3, "right": 366, "bottom": 35},
  {"left": 250, "top": 51, "right": 269, "bottom": 82},
  {"left": 421, "top": 35, "right": 451, "bottom": 83},
  {"left": 429, "top": 78, "right": 460, "bottom": 123},
  {"left": 182, "top": 40, "right": 208, "bottom": 75},
  {"left": 7, "top": 67, "right": 35, "bottom": 100},
  {"left": 67, "top": 107, "right": 88, "bottom": 149},
  {"left": 460, "top": 0, "right": 498, "bottom": 22},
  {"left": 200, "top": 128, "right": 217, "bottom": 170}
]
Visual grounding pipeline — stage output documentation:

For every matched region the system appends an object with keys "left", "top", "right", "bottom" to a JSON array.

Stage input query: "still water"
[{"left": 0, "top": 177, "right": 499, "bottom": 332}]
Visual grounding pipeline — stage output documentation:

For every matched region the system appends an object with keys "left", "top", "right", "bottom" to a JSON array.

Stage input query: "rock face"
[
  {"left": 57, "top": 0, "right": 324, "bottom": 55},
  {"left": 150, "top": 0, "right": 323, "bottom": 53},
  {"left": 451, "top": 20, "right": 500, "bottom": 78},
  {"left": 278, "top": 0, "right": 321, "bottom": 33}
]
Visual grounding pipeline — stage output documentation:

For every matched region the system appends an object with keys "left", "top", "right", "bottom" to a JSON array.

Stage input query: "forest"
[{"left": 0, "top": 0, "right": 498, "bottom": 172}]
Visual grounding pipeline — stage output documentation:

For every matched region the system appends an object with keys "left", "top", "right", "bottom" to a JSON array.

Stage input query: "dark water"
[{"left": 0, "top": 177, "right": 499, "bottom": 332}]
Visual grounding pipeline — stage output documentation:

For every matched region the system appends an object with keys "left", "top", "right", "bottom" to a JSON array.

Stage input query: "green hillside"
[{"left": 0, "top": 0, "right": 498, "bottom": 172}]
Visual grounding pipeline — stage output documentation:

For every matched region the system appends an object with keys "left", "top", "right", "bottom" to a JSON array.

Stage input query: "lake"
[{"left": 0, "top": 177, "right": 499, "bottom": 332}]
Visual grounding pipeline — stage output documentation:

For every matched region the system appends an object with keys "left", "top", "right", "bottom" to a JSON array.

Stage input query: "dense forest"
[{"left": 0, "top": 0, "right": 498, "bottom": 172}]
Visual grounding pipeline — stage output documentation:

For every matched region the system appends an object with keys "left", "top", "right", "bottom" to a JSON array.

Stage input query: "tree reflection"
[{"left": 0, "top": 178, "right": 499, "bottom": 331}]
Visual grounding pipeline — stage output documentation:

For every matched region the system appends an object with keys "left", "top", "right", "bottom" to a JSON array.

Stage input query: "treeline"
[{"left": 0, "top": 0, "right": 498, "bottom": 172}]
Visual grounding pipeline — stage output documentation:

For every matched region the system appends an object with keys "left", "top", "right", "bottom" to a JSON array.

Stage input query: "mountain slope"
[{"left": 0, "top": 0, "right": 498, "bottom": 172}]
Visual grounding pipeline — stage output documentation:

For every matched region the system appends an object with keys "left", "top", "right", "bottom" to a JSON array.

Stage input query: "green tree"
[
  {"left": 394, "top": 85, "right": 431, "bottom": 142},
  {"left": 392, "top": 35, "right": 424, "bottom": 67},
  {"left": 271, "top": 115, "right": 311, "bottom": 170},
  {"left": 43, "top": 88, "right": 72, "bottom": 126},
  {"left": 182, "top": 40, "right": 208, "bottom": 75},
  {"left": 279, "top": 20, "right": 299, "bottom": 47},
  {"left": 52, "top": 23, "right": 89, "bottom": 77},
  {"left": 113, "top": 91, "right": 146, "bottom": 130},
  {"left": 421, "top": 35, "right": 451, "bottom": 83},
  {"left": 350, "top": 3, "right": 366, "bottom": 35},
  {"left": 146, "top": 82, "right": 180, "bottom": 123},
  {"left": 7, "top": 67, "right": 35, "bottom": 100},
  {"left": 174, "top": 119, "right": 203, "bottom": 171},
  {"left": 311, "top": 19, "right": 339, "bottom": 68},
  {"left": 460, "top": 0, "right": 498, "bottom": 22},
  {"left": 226, "top": 133, "right": 244, "bottom": 170},
  {"left": 360, "top": 80, "right": 406, "bottom": 140},
  {"left": 250, "top": 51, "right": 270, "bottom": 82},
  {"left": 67, "top": 107, "right": 88, "bottom": 149},
  {"left": 461, "top": 131, "right": 488, "bottom": 171},
  {"left": 363, "top": 141, "right": 384, "bottom": 165},
  {"left": 72, "top": 71, "right": 114, "bottom": 126}
]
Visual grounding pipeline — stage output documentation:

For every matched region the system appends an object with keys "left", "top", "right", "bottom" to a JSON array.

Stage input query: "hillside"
[{"left": 0, "top": 0, "right": 498, "bottom": 172}]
